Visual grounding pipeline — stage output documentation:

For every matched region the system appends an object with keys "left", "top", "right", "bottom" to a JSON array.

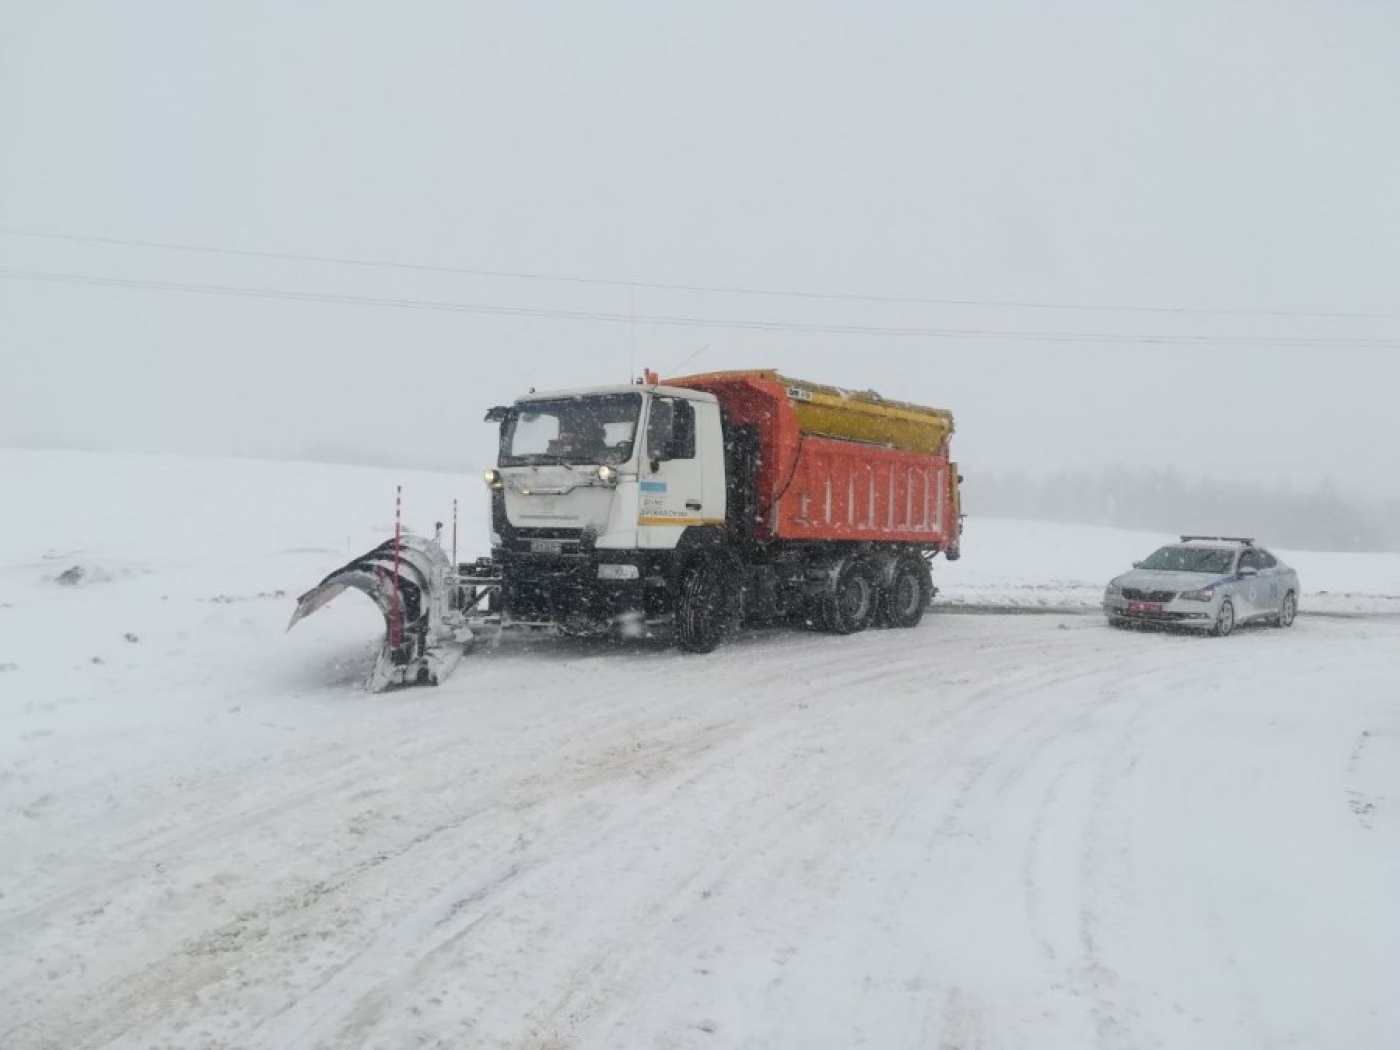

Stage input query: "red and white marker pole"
[{"left": 390, "top": 485, "right": 403, "bottom": 650}]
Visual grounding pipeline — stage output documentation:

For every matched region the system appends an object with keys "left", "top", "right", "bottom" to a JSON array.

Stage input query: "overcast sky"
[{"left": 2, "top": 1, "right": 1398, "bottom": 497}]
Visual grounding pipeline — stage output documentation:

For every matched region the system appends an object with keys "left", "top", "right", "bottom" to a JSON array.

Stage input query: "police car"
[{"left": 1102, "top": 536, "right": 1300, "bottom": 636}]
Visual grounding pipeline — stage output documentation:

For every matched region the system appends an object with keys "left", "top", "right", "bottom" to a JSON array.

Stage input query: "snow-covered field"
[{"left": 2, "top": 450, "right": 1398, "bottom": 1049}]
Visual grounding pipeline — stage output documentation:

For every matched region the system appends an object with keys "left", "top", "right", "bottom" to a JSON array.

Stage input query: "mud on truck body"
[{"left": 292, "top": 369, "right": 963, "bottom": 689}]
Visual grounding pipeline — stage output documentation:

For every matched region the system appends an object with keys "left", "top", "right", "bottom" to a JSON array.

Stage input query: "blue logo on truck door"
[{"left": 640, "top": 481, "right": 668, "bottom": 492}]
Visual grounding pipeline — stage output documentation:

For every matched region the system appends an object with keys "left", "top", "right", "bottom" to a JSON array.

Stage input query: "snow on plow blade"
[{"left": 289, "top": 535, "right": 471, "bottom": 691}]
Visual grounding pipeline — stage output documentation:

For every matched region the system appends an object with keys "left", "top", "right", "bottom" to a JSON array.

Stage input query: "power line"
[
  {"left": 2, "top": 225, "right": 1396, "bottom": 323},
  {"left": 5, "top": 266, "right": 1400, "bottom": 349}
]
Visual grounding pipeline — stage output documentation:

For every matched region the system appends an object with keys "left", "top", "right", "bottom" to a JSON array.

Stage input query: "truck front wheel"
[{"left": 675, "top": 562, "right": 732, "bottom": 653}]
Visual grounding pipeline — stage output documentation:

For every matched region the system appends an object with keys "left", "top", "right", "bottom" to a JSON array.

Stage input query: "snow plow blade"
[{"left": 289, "top": 535, "right": 471, "bottom": 692}]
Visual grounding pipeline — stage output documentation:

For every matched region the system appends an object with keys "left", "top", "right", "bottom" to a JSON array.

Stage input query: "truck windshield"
[
  {"left": 500, "top": 394, "right": 642, "bottom": 466},
  {"left": 1139, "top": 547, "right": 1236, "bottom": 574}
]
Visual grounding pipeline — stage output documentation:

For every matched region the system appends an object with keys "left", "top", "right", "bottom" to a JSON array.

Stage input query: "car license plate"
[{"left": 1128, "top": 601, "right": 1163, "bottom": 613}]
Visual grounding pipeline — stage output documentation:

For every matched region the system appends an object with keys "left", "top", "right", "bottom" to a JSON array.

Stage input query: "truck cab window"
[
  {"left": 647, "top": 397, "right": 696, "bottom": 461},
  {"left": 500, "top": 394, "right": 642, "bottom": 466},
  {"left": 669, "top": 399, "right": 696, "bottom": 459}
]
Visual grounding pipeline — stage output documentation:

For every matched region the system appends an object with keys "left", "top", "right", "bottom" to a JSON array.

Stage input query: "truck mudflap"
[{"left": 288, "top": 535, "right": 472, "bottom": 691}]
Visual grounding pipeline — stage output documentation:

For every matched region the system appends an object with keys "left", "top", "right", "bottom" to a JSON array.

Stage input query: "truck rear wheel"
[
  {"left": 881, "top": 555, "right": 931, "bottom": 629},
  {"left": 675, "top": 562, "right": 732, "bottom": 653},
  {"left": 821, "top": 559, "right": 878, "bottom": 635}
]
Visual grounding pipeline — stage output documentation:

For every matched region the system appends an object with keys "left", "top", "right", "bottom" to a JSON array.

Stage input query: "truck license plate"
[
  {"left": 1128, "top": 601, "right": 1163, "bottom": 613},
  {"left": 532, "top": 539, "right": 565, "bottom": 554}
]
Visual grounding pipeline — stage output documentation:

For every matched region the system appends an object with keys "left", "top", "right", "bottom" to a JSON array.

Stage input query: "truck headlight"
[
  {"left": 597, "top": 563, "right": 640, "bottom": 581},
  {"left": 483, "top": 469, "right": 504, "bottom": 491},
  {"left": 596, "top": 464, "right": 617, "bottom": 483},
  {"left": 1179, "top": 588, "right": 1214, "bottom": 602}
]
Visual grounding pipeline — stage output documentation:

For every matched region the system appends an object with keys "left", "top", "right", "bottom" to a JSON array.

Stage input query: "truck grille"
[{"left": 1122, "top": 588, "right": 1176, "bottom": 602}]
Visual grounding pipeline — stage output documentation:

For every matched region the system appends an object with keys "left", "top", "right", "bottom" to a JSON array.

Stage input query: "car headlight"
[
  {"left": 1104, "top": 583, "right": 1122, "bottom": 596},
  {"left": 483, "top": 469, "right": 504, "bottom": 491},
  {"left": 1179, "top": 588, "right": 1215, "bottom": 602}
]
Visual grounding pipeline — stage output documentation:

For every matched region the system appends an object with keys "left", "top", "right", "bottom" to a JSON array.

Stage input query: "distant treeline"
[{"left": 967, "top": 467, "right": 1400, "bottom": 553}]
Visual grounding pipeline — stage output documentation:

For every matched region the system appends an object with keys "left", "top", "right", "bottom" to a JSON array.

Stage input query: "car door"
[
  {"left": 1236, "top": 549, "right": 1267, "bottom": 618},
  {"left": 1256, "top": 548, "right": 1284, "bottom": 613}
]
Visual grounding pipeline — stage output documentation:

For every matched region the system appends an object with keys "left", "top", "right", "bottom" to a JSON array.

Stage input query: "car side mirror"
[{"left": 1132, "top": 561, "right": 1143, "bottom": 568}]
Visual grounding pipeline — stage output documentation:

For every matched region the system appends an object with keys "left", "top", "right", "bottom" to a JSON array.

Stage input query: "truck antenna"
[{"left": 668, "top": 343, "right": 709, "bottom": 376}]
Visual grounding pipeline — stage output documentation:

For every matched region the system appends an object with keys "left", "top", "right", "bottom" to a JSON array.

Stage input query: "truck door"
[{"left": 638, "top": 395, "right": 706, "bottom": 549}]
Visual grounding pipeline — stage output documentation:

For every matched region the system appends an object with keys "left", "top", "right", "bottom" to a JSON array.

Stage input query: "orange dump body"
[{"left": 669, "top": 372, "right": 961, "bottom": 551}]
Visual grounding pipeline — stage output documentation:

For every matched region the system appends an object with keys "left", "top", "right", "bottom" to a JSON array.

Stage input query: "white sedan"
[{"left": 1103, "top": 536, "right": 1300, "bottom": 636}]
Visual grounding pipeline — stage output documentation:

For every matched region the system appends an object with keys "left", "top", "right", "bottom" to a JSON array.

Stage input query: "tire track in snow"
[
  {"left": 10, "top": 616, "right": 1398, "bottom": 1048},
  {"left": 258, "top": 633, "right": 1071, "bottom": 1046},
  {"left": 19, "top": 629, "right": 914, "bottom": 1047},
  {"left": 12, "top": 712, "right": 751, "bottom": 1048}
]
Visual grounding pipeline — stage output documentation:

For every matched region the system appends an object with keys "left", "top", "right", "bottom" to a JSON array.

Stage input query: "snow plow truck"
[{"left": 291, "top": 369, "right": 963, "bottom": 690}]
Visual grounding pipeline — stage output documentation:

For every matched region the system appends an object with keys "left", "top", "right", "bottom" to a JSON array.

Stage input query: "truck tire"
[
  {"left": 675, "top": 561, "right": 732, "bottom": 653},
  {"left": 821, "top": 559, "right": 878, "bottom": 635},
  {"left": 881, "top": 555, "right": 931, "bottom": 629}
]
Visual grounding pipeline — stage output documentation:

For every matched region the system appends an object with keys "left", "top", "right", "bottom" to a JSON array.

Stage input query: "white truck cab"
[{"left": 486, "top": 383, "right": 726, "bottom": 558}]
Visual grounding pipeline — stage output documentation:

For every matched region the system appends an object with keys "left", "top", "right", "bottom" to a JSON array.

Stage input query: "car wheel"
[
  {"left": 1107, "top": 617, "right": 1128, "bottom": 630},
  {"left": 1211, "top": 598, "right": 1236, "bottom": 637},
  {"left": 1275, "top": 590, "right": 1297, "bottom": 628}
]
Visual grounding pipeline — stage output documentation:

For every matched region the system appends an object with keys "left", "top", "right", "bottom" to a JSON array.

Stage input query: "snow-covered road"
[
  {"left": 5, "top": 613, "right": 1399, "bottom": 1049},
  {"left": 3, "top": 452, "right": 1399, "bottom": 1048}
]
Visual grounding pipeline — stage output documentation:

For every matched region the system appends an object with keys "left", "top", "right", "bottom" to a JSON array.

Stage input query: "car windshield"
[
  {"left": 500, "top": 393, "right": 642, "bottom": 466},
  {"left": 1138, "top": 546, "right": 1236, "bottom": 574}
]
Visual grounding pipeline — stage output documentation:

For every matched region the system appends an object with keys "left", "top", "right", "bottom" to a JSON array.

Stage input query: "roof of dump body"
[
  {"left": 667, "top": 368, "right": 954, "bottom": 454},
  {"left": 668, "top": 369, "right": 952, "bottom": 419}
]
